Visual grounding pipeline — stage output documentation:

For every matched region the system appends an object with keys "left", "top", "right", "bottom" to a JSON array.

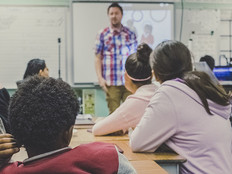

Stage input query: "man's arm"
[{"left": 95, "top": 54, "right": 108, "bottom": 92}]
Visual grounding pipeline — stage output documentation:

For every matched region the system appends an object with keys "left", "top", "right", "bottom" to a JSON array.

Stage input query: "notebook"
[{"left": 75, "top": 114, "right": 95, "bottom": 125}]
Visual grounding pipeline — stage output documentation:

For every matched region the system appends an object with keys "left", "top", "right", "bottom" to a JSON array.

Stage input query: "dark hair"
[
  {"left": 23, "top": 58, "right": 46, "bottom": 79},
  {"left": 107, "top": 2, "right": 123, "bottom": 15},
  {"left": 150, "top": 40, "right": 192, "bottom": 82},
  {"left": 183, "top": 71, "right": 230, "bottom": 115},
  {"left": 125, "top": 43, "right": 152, "bottom": 85},
  {"left": 9, "top": 76, "right": 79, "bottom": 152},
  {"left": 200, "top": 55, "right": 215, "bottom": 70}
]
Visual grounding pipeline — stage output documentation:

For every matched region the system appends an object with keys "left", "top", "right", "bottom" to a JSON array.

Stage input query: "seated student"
[
  {"left": 16, "top": 58, "right": 49, "bottom": 86},
  {"left": 92, "top": 43, "right": 158, "bottom": 136},
  {"left": 130, "top": 40, "right": 232, "bottom": 174},
  {"left": 0, "top": 85, "right": 11, "bottom": 133},
  {"left": 0, "top": 76, "right": 136, "bottom": 174},
  {"left": 199, "top": 55, "right": 215, "bottom": 71}
]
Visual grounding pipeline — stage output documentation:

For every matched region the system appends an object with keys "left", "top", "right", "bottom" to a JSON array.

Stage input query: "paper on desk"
[{"left": 76, "top": 114, "right": 92, "bottom": 120}]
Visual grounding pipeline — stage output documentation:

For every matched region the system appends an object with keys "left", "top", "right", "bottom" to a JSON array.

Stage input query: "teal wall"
[{"left": 73, "top": 87, "right": 109, "bottom": 117}]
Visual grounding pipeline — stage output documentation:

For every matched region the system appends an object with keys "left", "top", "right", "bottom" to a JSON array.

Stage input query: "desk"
[
  {"left": 12, "top": 127, "right": 185, "bottom": 174},
  {"left": 70, "top": 128, "right": 186, "bottom": 174},
  {"left": 130, "top": 160, "right": 168, "bottom": 174}
]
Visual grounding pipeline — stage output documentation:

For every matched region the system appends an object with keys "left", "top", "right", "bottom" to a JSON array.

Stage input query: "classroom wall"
[{"left": 3, "top": 0, "right": 232, "bottom": 116}]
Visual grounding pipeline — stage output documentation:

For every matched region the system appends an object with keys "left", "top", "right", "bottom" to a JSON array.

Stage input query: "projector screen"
[{"left": 72, "top": 2, "right": 174, "bottom": 84}]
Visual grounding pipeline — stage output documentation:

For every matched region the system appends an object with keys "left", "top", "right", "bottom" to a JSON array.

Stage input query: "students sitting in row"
[
  {"left": 92, "top": 43, "right": 158, "bottom": 135},
  {"left": 0, "top": 76, "right": 136, "bottom": 174},
  {"left": 130, "top": 40, "right": 232, "bottom": 173}
]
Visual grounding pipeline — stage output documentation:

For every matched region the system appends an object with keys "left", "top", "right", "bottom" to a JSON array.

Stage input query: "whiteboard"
[
  {"left": 0, "top": 6, "right": 67, "bottom": 88},
  {"left": 72, "top": 2, "right": 174, "bottom": 84}
]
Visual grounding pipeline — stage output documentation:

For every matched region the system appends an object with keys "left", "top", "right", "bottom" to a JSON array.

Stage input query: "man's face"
[{"left": 108, "top": 7, "right": 122, "bottom": 28}]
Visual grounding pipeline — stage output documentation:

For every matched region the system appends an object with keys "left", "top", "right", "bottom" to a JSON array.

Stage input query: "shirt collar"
[
  {"left": 109, "top": 24, "right": 124, "bottom": 34},
  {"left": 23, "top": 147, "right": 72, "bottom": 164}
]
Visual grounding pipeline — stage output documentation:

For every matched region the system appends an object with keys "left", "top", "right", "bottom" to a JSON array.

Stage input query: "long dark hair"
[
  {"left": 125, "top": 43, "right": 152, "bottom": 86},
  {"left": 183, "top": 71, "right": 230, "bottom": 115},
  {"left": 150, "top": 40, "right": 192, "bottom": 82},
  {"left": 23, "top": 59, "right": 46, "bottom": 79},
  {"left": 150, "top": 40, "right": 230, "bottom": 114}
]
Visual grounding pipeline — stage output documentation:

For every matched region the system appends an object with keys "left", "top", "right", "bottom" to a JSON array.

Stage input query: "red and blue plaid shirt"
[{"left": 95, "top": 25, "right": 137, "bottom": 86}]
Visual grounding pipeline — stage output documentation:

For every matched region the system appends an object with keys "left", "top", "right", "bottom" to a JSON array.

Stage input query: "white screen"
[{"left": 72, "top": 2, "right": 174, "bottom": 84}]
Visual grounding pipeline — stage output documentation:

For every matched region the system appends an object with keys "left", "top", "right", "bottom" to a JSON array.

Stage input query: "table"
[
  {"left": 70, "top": 128, "right": 186, "bottom": 174},
  {"left": 12, "top": 127, "right": 185, "bottom": 174}
]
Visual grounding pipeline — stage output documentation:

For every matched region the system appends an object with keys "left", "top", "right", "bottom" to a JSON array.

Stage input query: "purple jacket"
[{"left": 130, "top": 80, "right": 232, "bottom": 174}]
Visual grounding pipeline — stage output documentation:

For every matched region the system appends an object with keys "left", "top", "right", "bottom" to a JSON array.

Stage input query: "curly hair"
[{"left": 9, "top": 76, "right": 79, "bottom": 151}]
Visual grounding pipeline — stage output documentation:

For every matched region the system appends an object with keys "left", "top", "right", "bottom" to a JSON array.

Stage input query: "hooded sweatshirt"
[{"left": 130, "top": 80, "right": 232, "bottom": 174}]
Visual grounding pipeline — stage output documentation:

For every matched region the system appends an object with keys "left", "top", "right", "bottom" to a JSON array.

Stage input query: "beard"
[
  {"left": 111, "top": 18, "right": 121, "bottom": 28},
  {"left": 111, "top": 21, "right": 121, "bottom": 28}
]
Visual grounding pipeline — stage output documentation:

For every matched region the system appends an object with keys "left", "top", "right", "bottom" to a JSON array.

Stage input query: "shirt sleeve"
[
  {"left": 129, "top": 32, "right": 138, "bottom": 55},
  {"left": 116, "top": 146, "right": 137, "bottom": 174},
  {"left": 95, "top": 31, "right": 104, "bottom": 56},
  {"left": 130, "top": 90, "right": 177, "bottom": 152},
  {"left": 92, "top": 97, "right": 145, "bottom": 136}
]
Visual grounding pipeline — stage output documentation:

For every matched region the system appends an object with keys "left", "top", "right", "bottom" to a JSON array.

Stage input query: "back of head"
[
  {"left": 125, "top": 43, "right": 152, "bottom": 85},
  {"left": 23, "top": 58, "right": 46, "bottom": 79},
  {"left": 9, "top": 76, "right": 79, "bottom": 152},
  {"left": 200, "top": 55, "right": 215, "bottom": 71},
  {"left": 150, "top": 40, "right": 192, "bottom": 82},
  {"left": 107, "top": 2, "right": 123, "bottom": 14}
]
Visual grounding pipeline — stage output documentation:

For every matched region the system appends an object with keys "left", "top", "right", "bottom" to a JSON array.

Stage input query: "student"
[
  {"left": 23, "top": 58, "right": 49, "bottom": 79},
  {"left": 130, "top": 40, "right": 232, "bottom": 174},
  {"left": 0, "top": 76, "right": 136, "bottom": 174},
  {"left": 17, "top": 58, "right": 49, "bottom": 86},
  {"left": 92, "top": 43, "right": 158, "bottom": 136},
  {"left": 199, "top": 55, "right": 215, "bottom": 71}
]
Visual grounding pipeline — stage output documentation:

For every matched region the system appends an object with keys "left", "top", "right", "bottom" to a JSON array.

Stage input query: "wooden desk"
[
  {"left": 131, "top": 160, "right": 168, "bottom": 174},
  {"left": 12, "top": 128, "right": 185, "bottom": 174},
  {"left": 71, "top": 128, "right": 186, "bottom": 174}
]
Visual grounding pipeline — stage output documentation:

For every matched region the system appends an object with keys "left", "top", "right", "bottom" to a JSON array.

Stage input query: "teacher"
[{"left": 95, "top": 2, "right": 138, "bottom": 114}]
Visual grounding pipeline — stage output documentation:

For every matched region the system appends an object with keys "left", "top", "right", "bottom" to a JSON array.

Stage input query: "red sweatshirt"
[{"left": 0, "top": 142, "right": 119, "bottom": 174}]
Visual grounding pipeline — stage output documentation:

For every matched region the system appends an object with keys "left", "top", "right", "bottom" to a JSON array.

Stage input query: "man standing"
[{"left": 95, "top": 2, "right": 137, "bottom": 114}]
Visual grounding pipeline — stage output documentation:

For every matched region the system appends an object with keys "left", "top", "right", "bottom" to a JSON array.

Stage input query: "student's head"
[
  {"left": 9, "top": 76, "right": 79, "bottom": 155},
  {"left": 125, "top": 43, "right": 152, "bottom": 93},
  {"left": 107, "top": 3, "right": 123, "bottom": 28},
  {"left": 200, "top": 55, "right": 215, "bottom": 71},
  {"left": 23, "top": 58, "right": 49, "bottom": 79},
  {"left": 150, "top": 40, "right": 192, "bottom": 83}
]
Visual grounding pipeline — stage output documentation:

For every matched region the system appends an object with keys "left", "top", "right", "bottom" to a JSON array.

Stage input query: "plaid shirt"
[{"left": 95, "top": 25, "right": 137, "bottom": 86}]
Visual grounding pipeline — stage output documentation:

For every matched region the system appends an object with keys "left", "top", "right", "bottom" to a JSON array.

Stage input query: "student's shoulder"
[{"left": 74, "top": 142, "right": 117, "bottom": 155}]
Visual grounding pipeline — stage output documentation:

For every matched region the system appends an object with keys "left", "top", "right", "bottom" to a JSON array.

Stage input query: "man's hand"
[
  {"left": 0, "top": 134, "right": 20, "bottom": 160},
  {"left": 98, "top": 77, "right": 108, "bottom": 92}
]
